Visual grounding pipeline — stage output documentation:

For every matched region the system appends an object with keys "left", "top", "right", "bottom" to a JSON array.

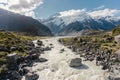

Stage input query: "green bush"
[{"left": 112, "top": 26, "right": 120, "bottom": 36}]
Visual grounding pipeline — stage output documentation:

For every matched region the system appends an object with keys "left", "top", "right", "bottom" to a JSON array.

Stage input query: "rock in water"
[
  {"left": 36, "top": 40, "right": 43, "bottom": 46},
  {"left": 39, "top": 58, "right": 48, "bottom": 62},
  {"left": 69, "top": 58, "right": 82, "bottom": 67},
  {"left": 25, "top": 72, "right": 39, "bottom": 80}
]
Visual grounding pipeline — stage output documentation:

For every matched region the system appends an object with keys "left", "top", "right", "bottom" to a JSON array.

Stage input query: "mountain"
[
  {"left": 0, "top": 8, "right": 52, "bottom": 36},
  {"left": 41, "top": 11, "right": 120, "bottom": 36}
]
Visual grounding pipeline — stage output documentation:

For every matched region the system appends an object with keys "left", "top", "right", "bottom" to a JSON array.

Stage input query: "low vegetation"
[
  {"left": 112, "top": 25, "right": 120, "bottom": 36},
  {"left": 61, "top": 30, "right": 119, "bottom": 53},
  {"left": 0, "top": 31, "right": 37, "bottom": 74}
]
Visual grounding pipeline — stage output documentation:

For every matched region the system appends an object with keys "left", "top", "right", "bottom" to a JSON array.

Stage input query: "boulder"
[
  {"left": 10, "top": 47, "right": 18, "bottom": 51},
  {"left": 78, "top": 38, "right": 83, "bottom": 42},
  {"left": 19, "top": 67, "right": 31, "bottom": 75},
  {"left": 27, "top": 41, "right": 35, "bottom": 47},
  {"left": 71, "top": 46, "right": 77, "bottom": 52},
  {"left": 39, "top": 58, "right": 48, "bottom": 62},
  {"left": 11, "top": 71, "right": 22, "bottom": 80},
  {"left": 49, "top": 44, "right": 53, "bottom": 46},
  {"left": 69, "top": 58, "right": 82, "bottom": 67},
  {"left": 73, "top": 37, "right": 78, "bottom": 42},
  {"left": 44, "top": 46, "right": 51, "bottom": 51},
  {"left": 114, "top": 78, "right": 120, "bottom": 80},
  {"left": 105, "top": 37, "right": 113, "bottom": 42},
  {"left": 7, "top": 53, "right": 19, "bottom": 64},
  {"left": 0, "top": 46, "right": 10, "bottom": 52},
  {"left": 28, "top": 48, "right": 41, "bottom": 60},
  {"left": 28, "top": 48, "right": 40, "bottom": 55},
  {"left": 115, "top": 50, "right": 120, "bottom": 57},
  {"left": 115, "top": 35, "right": 120, "bottom": 44},
  {"left": 25, "top": 72, "right": 39, "bottom": 80},
  {"left": 36, "top": 40, "right": 43, "bottom": 46},
  {"left": 60, "top": 48, "right": 65, "bottom": 53}
]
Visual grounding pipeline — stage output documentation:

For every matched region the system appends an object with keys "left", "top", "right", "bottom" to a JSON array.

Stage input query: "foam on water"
[{"left": 22, "top": 37, "right": 106, "bottom": 80}]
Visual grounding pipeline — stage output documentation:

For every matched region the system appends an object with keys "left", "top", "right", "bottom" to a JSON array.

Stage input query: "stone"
[
  {"left": 25, "top": 72, "right": 39, "bottom": 80},
  {"left": 49, "top": 44, "right": 53, "bottom": 46},
  {"left": 105, "top": 37, "right": 113, "bottom": 42},
  {"left": 73, "top": 37, "right": 78, "bottom": 42},
  {"left": 36, "top": 40, "right": 43, "bottom": 46},
  {"left": 115, "top": 35, "right": 120, "bottom": 44},
  {"left": 71, "top": 46, "right": 77, "bottom": 52},
  {"left": 27, "top": 41, "right": 35, "bottom": 47},
  {"left": 11, "top": 71, "right": 22, "bottom": 80},
  {"left": 39, "top": 58, "right": 48, "bottom": 62},
  {"left": 7, "top": 53, "right": 19, "bottom": 64},
  {"left": 114, "top": 77, "right": 120, "bottom": 80},
  {"left": 0, "top": 46, "right": 10, "bottom": 52},
  {"left": 69, "top": 58, "right": 82, "bottom": 67},
  {"left": 78, "top": 38, "right": 83, "bottom": 42},
  {"left": 28, "top": 48, "right": 41, "bottom": 60},
  {"left": 60, "top": 48, "right": 65, "bottom": 52},
  {"left": 44, "top": 46, "right": 51, "bottom": 51},
  {"left": 19, "top": 67, "right": 31, "bottom": 75},
  {"left": 115, "top": 50, "right": 120, "bottom": 57},
  {"left": 10, "top": 47, "right": 18, "bottom": 51}
]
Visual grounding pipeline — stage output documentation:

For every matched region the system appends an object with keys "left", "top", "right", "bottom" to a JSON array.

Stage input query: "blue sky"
[
  {"left": 0, "top": 0, "right": 120, "bottom": 18},
  {"left": 35, "top": 0, "right": 120, "bottom": 18}
]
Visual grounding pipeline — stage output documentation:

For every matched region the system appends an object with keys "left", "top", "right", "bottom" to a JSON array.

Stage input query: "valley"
[
  {"left": 22, "top": 37, "right": 106, "bottom": 80},
  {"left": 0, "top": 28, "right": 120, "bottom": 80},
  {"left": 0, "top": 3, "right": 120, "bottom": 80}
]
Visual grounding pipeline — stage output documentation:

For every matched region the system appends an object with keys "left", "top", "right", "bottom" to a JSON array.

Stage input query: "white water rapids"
[{"left": 22, "top": 37, "right": 106, "bottom": 80}]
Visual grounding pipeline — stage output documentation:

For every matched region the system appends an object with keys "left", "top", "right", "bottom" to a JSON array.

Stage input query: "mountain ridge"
[
  {"left": 41, "top": 11, "right": 120, "bottom": 36},
  {"left": 0, "top": 8, "right": 52, "bottom": 36}
]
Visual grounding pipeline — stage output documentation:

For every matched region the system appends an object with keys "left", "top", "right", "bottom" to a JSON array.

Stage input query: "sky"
[{"left": 0, "top": 0, "right": 120, "bottom": 19}]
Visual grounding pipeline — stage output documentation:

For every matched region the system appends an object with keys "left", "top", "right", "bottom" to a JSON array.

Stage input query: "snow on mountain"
[{"left": 41, "top": 9, "right": 120, "bottom": 36}]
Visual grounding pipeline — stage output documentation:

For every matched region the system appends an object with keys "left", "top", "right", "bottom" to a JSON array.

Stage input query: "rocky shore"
[
  {"left": 0, "top": 31, "right": 53, "bottom": 80},
  {"left": 21, "top": 37, "right": 106, "bottom": 80},
  {"left": 59, "top": 37, "right": 120, "bottom": 80},
  {"left": 0, "top": 31, "right": 119, "bottom": 80},
  {"left": 0, "top": 39, "right": 41, "bottom": 80}
]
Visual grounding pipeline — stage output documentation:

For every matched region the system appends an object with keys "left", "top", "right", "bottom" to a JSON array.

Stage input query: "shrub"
[{"left": 112, "top": 26, "right": 120, "bottom": 36}]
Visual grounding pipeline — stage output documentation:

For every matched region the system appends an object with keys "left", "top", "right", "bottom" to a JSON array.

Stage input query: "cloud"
[
  {"left": 94, "top": 5, "right": 105, "bottom": 10},
  {"left": 0, "top": 0, "right": 43, "bottom": 18},
  {"left": 58, "top": 8, "right": 120, "bottom": 18},
  {"left": 88, "top": 8, "right": 120, "bottom": 18},
  {"left": 59, "top": 9, "right": 87, "bottom": 17}
]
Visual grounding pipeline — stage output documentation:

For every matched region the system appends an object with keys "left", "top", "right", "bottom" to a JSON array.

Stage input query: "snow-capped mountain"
[{"left": 41, "top": 9, "right": 120, "bottom": 36}]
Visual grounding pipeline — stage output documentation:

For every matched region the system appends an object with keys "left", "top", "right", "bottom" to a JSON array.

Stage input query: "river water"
[{"left": 22, "top": 37, "right": 106, "bottom": 80}]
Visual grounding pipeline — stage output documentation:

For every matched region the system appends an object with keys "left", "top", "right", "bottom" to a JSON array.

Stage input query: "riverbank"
[{"left": 22, "top": 37, "right": 106, "bottom": 80}]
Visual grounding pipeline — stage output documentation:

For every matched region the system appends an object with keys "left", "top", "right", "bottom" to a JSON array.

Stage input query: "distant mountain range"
[
  {"left": 0, "top": 8, "right": 52, "bottom": 36},
  {"left": 41, "top": 12, "right": 120, "bottom": 36}
]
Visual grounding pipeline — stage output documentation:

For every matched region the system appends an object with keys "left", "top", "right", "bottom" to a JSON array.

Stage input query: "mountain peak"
[{"left": 41, "top": 9, "right": 120, "bottom": 36}]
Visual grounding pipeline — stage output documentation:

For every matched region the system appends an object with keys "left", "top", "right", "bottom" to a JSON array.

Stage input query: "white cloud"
[
  {"left": 88, "top": 8, "right": 120, "bottom": 18},
  {"left": 0, "top": 0, "right": 43, "bottom": 18},
  {"left": 58, "top": 8, "right": 120, "bottom": 19},
  {"left": 94, "top": 5, "right": 105, "bottom": 10},
  {"left": 59, "top": 9, "right": 87, "bottom": 17}
]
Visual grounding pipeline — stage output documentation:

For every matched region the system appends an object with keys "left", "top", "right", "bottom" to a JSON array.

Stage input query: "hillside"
[
  {"left": 0, "top": 31, "right": 35, "bottom": 74},
  {"left": 0, "top": 9, "right": 52, "bottom": 36}
]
